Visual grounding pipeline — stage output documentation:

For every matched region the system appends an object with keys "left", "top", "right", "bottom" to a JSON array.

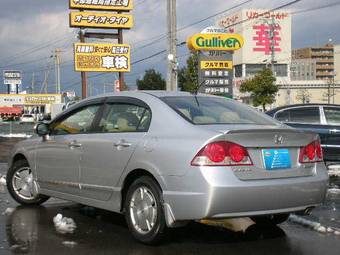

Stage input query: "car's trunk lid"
[{"left": 200, "top": 124, "right": 320, "bottom": 180}]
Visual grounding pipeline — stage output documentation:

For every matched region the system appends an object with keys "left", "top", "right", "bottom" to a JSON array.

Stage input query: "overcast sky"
[{"left": 0, "top": 0, "right": 340, "bottom": 95}]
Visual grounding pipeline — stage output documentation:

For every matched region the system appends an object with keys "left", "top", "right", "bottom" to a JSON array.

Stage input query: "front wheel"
[
  {"left": 124, "top": 176, "right": 167, "bottom": 244},
  {"left": 251, "top": 214, "right": 290, "bottom": 225},
  {"left": 7, "top": 159, "right": 49, "bottom": 205}
]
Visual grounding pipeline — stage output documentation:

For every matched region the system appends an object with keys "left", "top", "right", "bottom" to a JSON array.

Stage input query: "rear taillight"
[
  {"left": 299, "top": 140, "right": 323, "bottom": 163},
  {"left": 191, "top": 141, "right": 253, "bottom": 166}
]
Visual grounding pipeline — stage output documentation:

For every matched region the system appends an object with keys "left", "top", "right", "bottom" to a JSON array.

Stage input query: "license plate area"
[{"left": 262, "top": 149, "right": 292, "bottom": 170}]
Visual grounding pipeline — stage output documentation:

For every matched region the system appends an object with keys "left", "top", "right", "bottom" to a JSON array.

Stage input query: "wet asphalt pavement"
[
  {"left": 0, "top": 137, "right": 340, "bottom": 255},
  {"left": 0, "top": 163, "right": 339, "bottom": 255}
]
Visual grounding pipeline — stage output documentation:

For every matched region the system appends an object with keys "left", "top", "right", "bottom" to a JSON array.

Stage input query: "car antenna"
[
  {"left": 192, "top": 80, "right": 206, "bottom": 107},
  {"left": 192, "top": 80, "right": 206, "bottom": 95}
]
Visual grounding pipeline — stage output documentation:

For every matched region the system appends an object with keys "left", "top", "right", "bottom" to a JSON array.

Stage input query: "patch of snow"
[
  {"left": 0, "top": 133, "right": 32, "bottom": 138},
  {"left": 316, "top": 226, "right": 327, "bottom": 233},
  {"left": 327, "top": 227, "right": 334, "bottom": 233},
  {"left": 328, "top": 166, "right": 340, "bottom": 177},
  {"left": 289, "top": 215, "right": 340, "bottom": 237},
  {"left": 53, "top": 214, "right": 77, "bottom": 234},
  {"left": 2, "top": 208, "right": 15, "bottom": 216},
  {"left": 62, "top": 241, "right": 78, "bottom": 248},
  {"left": 289, "top": 215, "right": 322, "bottom": 230},
  {"left": 0, "top": 175, "right": 6, "bottom": 185},
  {"left": 328, "top": 188, "right": 340, "bottom": 195}
]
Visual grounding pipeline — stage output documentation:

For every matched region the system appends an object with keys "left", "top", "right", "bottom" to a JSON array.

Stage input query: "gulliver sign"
[{"left": 188, "top": 34, "right": 244, "bottom": 51}]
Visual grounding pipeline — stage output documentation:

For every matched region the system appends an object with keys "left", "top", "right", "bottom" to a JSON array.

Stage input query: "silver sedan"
[{"left": 7, "top": 91, "right": 328, "bottom": 244}]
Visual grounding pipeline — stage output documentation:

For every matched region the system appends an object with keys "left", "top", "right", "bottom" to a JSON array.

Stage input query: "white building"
[
  {"left": 335, "top": 44, "right": 340, "bottom": 83},
  {"left": 217, "top": 9, "right": 292, "bottom": 99}
]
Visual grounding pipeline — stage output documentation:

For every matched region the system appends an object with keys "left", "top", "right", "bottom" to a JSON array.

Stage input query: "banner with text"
[
  {"left": 69, "top": 0, "right": 133, "bottom": 11},
  {"left": 74, "top": 43, "right": 131, "bottom": 72},
  {"left": 70, "top": 11, "right": 133, "bottom": 29}
]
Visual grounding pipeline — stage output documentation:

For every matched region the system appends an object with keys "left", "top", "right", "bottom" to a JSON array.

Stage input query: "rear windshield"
[{"left": 161, "top": 96, "right": 277, "bottom": 125}]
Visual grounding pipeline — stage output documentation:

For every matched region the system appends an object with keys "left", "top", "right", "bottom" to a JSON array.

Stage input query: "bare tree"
[{"left": 296, "top": 89, "right": 311, "bottom": 104}]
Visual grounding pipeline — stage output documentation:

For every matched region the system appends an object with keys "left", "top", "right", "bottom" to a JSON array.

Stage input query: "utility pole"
[
  {"left": 54, "top": 48, "right": 61, "bottom": 94},
  {"left": 31, "top": 72, "right": 35, "bottom": 94},
  {"left": 79, "top": 29, "right": 87, "bottom": 99},
  {"left": 41, "top": 62, "right": 51, "bottom": 94},
  {"left": 118, "top": 27, "right": 125, "bottom": 91},
  {"left": 167, "top": 0, "right": 177, "bottom": 91}
]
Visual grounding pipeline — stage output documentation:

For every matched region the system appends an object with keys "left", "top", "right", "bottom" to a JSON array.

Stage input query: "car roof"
[
  {"left": 82, "top": 91, "right": 215, "bottom": 102},
  {"left": 267, "top": 104, "right": 340, "bottom": 114}
]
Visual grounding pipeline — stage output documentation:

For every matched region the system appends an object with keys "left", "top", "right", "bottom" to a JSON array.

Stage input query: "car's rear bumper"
[{"left": 163, "top": 163, "right": 329, "bottom": 221}]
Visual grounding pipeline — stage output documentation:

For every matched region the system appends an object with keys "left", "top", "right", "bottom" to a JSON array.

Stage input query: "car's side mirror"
[{"left": 35, "top": 123, "right": 49, "bottom": 136}]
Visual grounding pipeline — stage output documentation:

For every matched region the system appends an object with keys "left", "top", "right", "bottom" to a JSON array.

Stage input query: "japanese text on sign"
[
  {"left": 69, "top": 0, "right": 133, "bottom": 11},
  {"left": 74, "top": 43, "right": 131, "bottom": 72},
  {"left": 253, "top": 24, "right": 281, "bottom": 55},
  {"left": 200, "top": 61, "right": 233, "bottom": 70},
  {"left": 70, "top": 12, "right": 133, "bottom": 29},
  {"left": 25, "top": 95, "right": 57, "bottom": 105}
]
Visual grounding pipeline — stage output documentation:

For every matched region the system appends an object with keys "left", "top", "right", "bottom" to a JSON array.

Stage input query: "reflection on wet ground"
[
  {"left": 4, "top": 204, "right": 289, "bottom": 255},
  {"left": 0, "top": 162, "right": 339, "bottom": 254}
]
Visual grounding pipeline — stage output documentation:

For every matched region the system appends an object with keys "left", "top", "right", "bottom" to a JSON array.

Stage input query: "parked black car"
[{"left": 267, "top": 104, "right": 340, "bottom": 164}]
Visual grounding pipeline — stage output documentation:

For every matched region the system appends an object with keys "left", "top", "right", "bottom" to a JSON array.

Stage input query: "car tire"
[
  {"left": 251, "top": 214, "right": 290, "bottom": 225},
  {"left": 124, "top": 176, "right": 167, "bottom": 245},
  {"left": 7, "top": 159, "right": 49, "bottom": 205}
]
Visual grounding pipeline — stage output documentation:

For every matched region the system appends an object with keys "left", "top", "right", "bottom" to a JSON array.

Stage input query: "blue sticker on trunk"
[{"left": 262, "top": 149, "right": 292, "bottom": 170}]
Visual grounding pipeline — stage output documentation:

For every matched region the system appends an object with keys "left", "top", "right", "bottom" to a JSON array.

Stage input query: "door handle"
[
  {"left": 68, "top": 140, "right": 82, "bottom": 148},
  {"left": 329, "top": 129, "right": 340, "bottom": 134},
  {"left": 114, "top": 140, "right": 132, "bottom": 148}
]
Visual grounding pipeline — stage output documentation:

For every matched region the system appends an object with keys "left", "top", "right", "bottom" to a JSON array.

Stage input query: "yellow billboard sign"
[
  {"left": 200, "top": 61, "right": 233, "bottom": 70},
  {"left": 188, "top": 34, "right": 244, "bottom": 51},
  {"left": 24, "top": 94, "right": 60, "bottom": 105},
  {"left": 74, "top": 43, "right": 131, "bottom": 72},
  {"left": 70, "top": 12, "right": 133, "bottom": 29},
  {"left": 69, "top": 0, "right": 133, "bottom": 11}
]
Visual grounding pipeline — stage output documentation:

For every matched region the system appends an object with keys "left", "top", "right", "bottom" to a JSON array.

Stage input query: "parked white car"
[{"left": 19, "top": 114, "right": 35, "bottom": 124}]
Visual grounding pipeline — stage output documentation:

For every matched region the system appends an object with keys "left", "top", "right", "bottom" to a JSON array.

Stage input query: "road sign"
[
  {"left": 70, "top": 11, "right": 133, "bottom": 29},
  {"left": 69, "top": 0, "right": 133, "bottom": 11},
  {"left": 74, "top": 43, "right": 131, "bottom": 72},
  {"left": 3, "top": 71, "right": 22, "bottom": 85}
]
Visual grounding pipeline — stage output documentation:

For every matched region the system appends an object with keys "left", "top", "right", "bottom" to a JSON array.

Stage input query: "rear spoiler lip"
[{"left": 225, "top": 128, "right": 318, "bottom": 137}]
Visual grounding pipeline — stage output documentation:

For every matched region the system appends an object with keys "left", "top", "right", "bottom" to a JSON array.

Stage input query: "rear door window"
[
  {"left": 286, "top": 107, "right": 320, "bottom": 124},
  {"left": 324, "top": 107, "right": 340, "bottom": 125},
  {"left": 275, "top": 110, "right": 289, "bottom": 122}
]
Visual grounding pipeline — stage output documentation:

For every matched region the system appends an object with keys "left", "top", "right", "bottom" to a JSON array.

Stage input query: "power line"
[
  {"left": 0, "top": 56, "right": 50, "bottom": 69},
  {"left": 131, "top": 0, "right": 253, "bottom": 53},
  {"left": 0, "top": 35, "right": 72, "bottom": 65},
  {"left": 292, "top": 1, "right": 340, "bottom": 15}
]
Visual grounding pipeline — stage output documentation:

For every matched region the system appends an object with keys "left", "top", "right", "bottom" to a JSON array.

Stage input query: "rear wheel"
[
  {"left": 251, "top": 214, "right": 290, "bottom": 225},
  {"left": 7, "top": 159, "right": 49, "bottom": 205},
  {"left": 124, "top": 176, "right": 167, "bottom": 244}
]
